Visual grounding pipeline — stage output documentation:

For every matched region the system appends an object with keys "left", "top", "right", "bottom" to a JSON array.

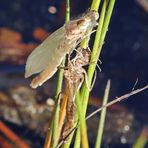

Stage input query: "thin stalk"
[
  {"left": 74, "top": 0, "right": 101, "bottom": 147},
  {"left": 51, "top": 62, "right": 66, "bottom": 147},
  {"left": 51, "top": 96, "right": 61, "bottom": 147},
  {"left": 133, "top": 128, "right": 148, "bottom": 148},
  {"left": 81, "top": 0, "right": 108, "bottom": 119},
  {"left": 74, "top": 93, "right": 82, "bottom": 148},
  {"left": 100, "top": 0, "right": 116, "bottom": 43},
  {"left": 95, "top": 80, "right": 110, "bottom": 148},
  {"left": 74, "top": 126, "right": 81, "bottom": 148},
  {"left": 81, "top": 0, "right": 115, "bottom": 117},
  {"left": 44, "top": 100, "right": 58, "bottom": 148},
  {"left": 76, "top": 93, "right": 89, "bottom": 148},
  {"left": 133, "top": 137, "right": 147, "bottom": 148},
  {"left": 78, "top": 1, "right": 115, "bottom": 147},
  {"left": 65, "top": 0, "right": 70, "bottom": 22},
  {"left": 91, "top": 0, "right": 101, "bottom": 11},
  {"left": 76, "top": 0, "right": 115, "bottom": 147},
  {"left": 50, "top": 0, "right": 70, "bottom": 147}
]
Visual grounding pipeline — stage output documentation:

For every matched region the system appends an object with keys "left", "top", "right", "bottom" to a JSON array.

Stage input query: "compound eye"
[{"left": 77, "top": 19, "right": 85, "bottom": 26}]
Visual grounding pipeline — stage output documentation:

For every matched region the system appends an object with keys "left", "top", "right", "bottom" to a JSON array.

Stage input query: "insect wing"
[{"left": 25, "top": 26, "right": 65, "bottom": 78}]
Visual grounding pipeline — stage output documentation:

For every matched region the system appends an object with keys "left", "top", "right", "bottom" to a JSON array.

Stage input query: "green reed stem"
[
  {"left": 74, "top": 126, "right": 81, "bottom": 148},
  {"left": 77, "top": 1, "right": 107, "bottom": 147},
  {"left": 95, "top": 80, "right": 110, "bottom": 148},
  {"left": 75, "top": 1, "right": 102, "bottom": 147},
  {"left": 91, "top": 0, "right": 101, "bottom": 11},
  {"left": 81, "top": 0, "right": 115, "bottom": 117},
  {"left": 133, "top": 128, "right": 148, "bottom": 148},
  {"left": 74, "top": 93, "right": 82, "bottom": 148},
  {"left": 51, "top": 0, "right": 70, "bottom": 147},
  {"left": 81, "top": 0, "right": 107, "bottom": 118},
  {"left": 65, "top": 0, "right": 70, "bottom": 22},
  {"left": 76, "top": 92, "right": 89, "bottom": 148},
  {"left": 78, "top": 0, "right": 115, "bottom": 147}
]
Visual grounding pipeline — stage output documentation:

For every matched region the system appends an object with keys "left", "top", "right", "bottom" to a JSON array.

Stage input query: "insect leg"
[
  {"left": 83, "top": 69, "right": 97, "bottom": 91},
  {"left": 88, "top": 59, "right": 102, "bottom": 72}
]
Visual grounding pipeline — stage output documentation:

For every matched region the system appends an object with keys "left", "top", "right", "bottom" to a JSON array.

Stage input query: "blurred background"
[{"left": 0, "top": 0, "right": 148, "bottom": 147}]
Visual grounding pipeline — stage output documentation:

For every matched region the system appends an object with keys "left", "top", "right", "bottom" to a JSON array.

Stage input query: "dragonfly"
[{"left": 25, "top": 10, "right": 99, "bottom": 88}]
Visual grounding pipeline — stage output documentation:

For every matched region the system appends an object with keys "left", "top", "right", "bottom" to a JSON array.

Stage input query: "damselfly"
[{"left": 25, "top": 10, "right": 99, "bottom": 88}]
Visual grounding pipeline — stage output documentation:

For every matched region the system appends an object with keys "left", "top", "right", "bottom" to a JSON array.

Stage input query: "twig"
[{"left": 86, "top": 85, "right": 148, "bottom": 120}]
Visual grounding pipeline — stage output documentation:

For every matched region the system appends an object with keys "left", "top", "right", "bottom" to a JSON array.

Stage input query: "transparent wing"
[{"left": 25, "top": 26, "right": 65, "bottom": 78}]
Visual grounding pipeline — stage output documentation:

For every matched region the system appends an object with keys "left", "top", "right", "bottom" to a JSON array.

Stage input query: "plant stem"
[
  {"left": 100, "top": 0, "right": 116, "bottom": 44},
  {"left": 74, "top": 126, "right": 81, "bottom": 148},
  {"left": 81, "top": 0, "right": 115, "bottom": 117},
  {"left": 76, "top": 92, "right": 89, "bottom": 148},
  {"left": 133, "top": 127, "right": 148, "bottom": 148},
  {"left": 76, "top": 1, "right": 102, "bottom": 147},
  {"left": 81, "top": 0, "right": 108, "bottom": 119},
  {"left": 77, "top": 1, "right": 116, "bottom": 147},
  {"left": 51, "top": 96, "right": 61, "bottom": 147},
  {"left": 65, "top": 0, "right": 70, "bottom": 22},
  {"left": 51, "top": 0, "right": 70, "bottom": 147},
  {"left": 95, "top": 80, "right": 110, "bottom": 148},
  {"left": 91, "top": 0, "right": 101, "bottom": 11},
  {"left": 74, "top": 93, "right": 82, "bottom": 148}
]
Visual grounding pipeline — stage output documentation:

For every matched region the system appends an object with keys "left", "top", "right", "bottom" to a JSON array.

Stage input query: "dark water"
[
  {"left": 0, "top": 0, "right": 148, "bottom": 147},
  {"left": 98, "top": 0, "right": 148, "bottom": 114}
]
